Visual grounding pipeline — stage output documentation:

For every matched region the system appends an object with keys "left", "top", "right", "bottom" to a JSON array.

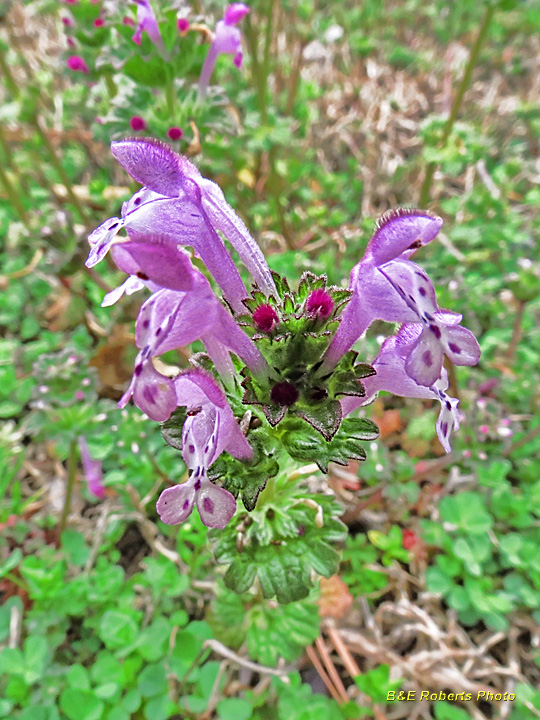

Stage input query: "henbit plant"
[{"left": 85, "top": 137, "right": 480, "bottom": 603}]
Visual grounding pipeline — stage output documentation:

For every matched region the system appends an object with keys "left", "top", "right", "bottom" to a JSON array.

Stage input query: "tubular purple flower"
[
  {"left": 322, "top": 209, "right": 443, "bottom": 372},
  {"left": 77, "top": 436, "right": 105, "bottom": 499},
  {"left": 198, "top": 4, "right": 249, "bottom": 101},
  {"left": 156, "top": 369, "right": 251, "bottom": 528},
  {"left": 86, "top": 138, "right": 275, "bottom": 312},
  {"left": 341, "top": 325, "right": 461, "bottom": 452},
  {"left": 132, "top": 0, "right": 166, "bottom": 55},
  {"left": 118, "top": 272, "right": 268, "bottom": 421}
]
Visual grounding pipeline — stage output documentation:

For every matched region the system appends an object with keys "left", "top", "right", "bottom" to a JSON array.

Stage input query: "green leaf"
[
  {"left": 99, "top": 611, "right": 138, "bottom": 650},
  {"left": 217, "top": 698, "right": 253, "bottom": 720},
  {"left": 0, "top": 549, "right": 22, "bottom": 578},
  {"left": 247, "top": 600, "right": 320, "bottom": 667},
  {"left": 60, "top": 689, "right": 104, "bottom": 720},
  {"left": 138, "top": 664, "right": 168, "bottom": 698},
  {"left": 23, "top": 636, "right": 48, "bottom": 684},
  {"left": 123, "top": 56, "right": 168, "bottom": 87},
  {"left": 354, "top": 664, "right": 402, "bottom": 704},
  {"left": 61, "top": 530, "right": 90, "bottom": 566},
  {"left": 296, "top": 399, "right": 342, "bottom": 440},
  {"left": 439, "top": 492, "right": 493, "bottom": 534},
  {"left": 67, "top": 664, "right": 91, "bottom": 691}
]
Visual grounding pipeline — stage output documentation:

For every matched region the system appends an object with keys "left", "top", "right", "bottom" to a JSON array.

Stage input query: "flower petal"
[
  {"left": 196, "top": 479, "right": 237, "bottom": 528},
  {"left": 111, "top": 237, "right": 195, "bottom": 292},
  {"left": 156, "top": 482, "right": 195, "bottom": 525},
  {"left": 379, "top": 260, "right": 438, "bottom": 322},
  {"left": 111, "top": 138, "right": 200, "bottom": 197},
  {"left": 405, "top": 328, "right": 445, "bottom": 386},
  {"left": 86, "top": 216, "right": 124, "bottom": 267},
  {"left": 435, "top": 393, "right": 460, "bottom": 453},
  {"left": 442, "top": 324, "right": 482, "bottom": 366},
  {"left": 366, "top": 209, "right": 443, "bottom": 265},
  {"left": 130, "top": 359, "right": 178, "bottom": 422},
  {"left": 101, "top": 276, "right": 145, "bottom": 307}
]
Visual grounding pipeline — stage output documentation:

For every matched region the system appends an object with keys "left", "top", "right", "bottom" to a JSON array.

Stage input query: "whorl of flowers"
[{"left": 87, "top": 138, "right": 480, "bottom": 529}]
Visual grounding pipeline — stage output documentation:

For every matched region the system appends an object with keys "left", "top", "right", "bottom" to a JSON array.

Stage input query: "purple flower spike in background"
[
  {"left": 198, "top": 3, "right": 250, "bottom": 100},
  {"left": 77, "top": 437, "right": 105, "bottom": 499},
  {"left": 132, "top": 0, "right": 166, "bottom": 56},
  {"left": 156, "top": 369, "right": 251, "bottom": 528}
]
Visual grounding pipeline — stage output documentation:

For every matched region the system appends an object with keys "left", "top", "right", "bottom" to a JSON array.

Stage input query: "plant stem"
[
  {"left": 419, "top": 4, "right": 495, "bottom": 206},
  {"left": 165, "top": 81, "right": 177, "bottom": 119},
  {"left": 104, "top": 72, "right": 117, "bottom": 99},
  {"left": 504, "top": 299, "right": 526, "bottom": 366},
  {"left": 0, "top": 43, "right": 19, "bottom": 97},
  {"left": 58, "top": 437, "right": 78, "bottom": 541},
  {"left": 0, "top": 159, "right": 29, "bottom": 226}
]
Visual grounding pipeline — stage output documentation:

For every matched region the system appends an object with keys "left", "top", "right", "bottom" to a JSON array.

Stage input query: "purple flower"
[
  {"left": 198, "top": 3, "right": 249, "bottom": 100},
  {"left": 67, "top": 55, "right": 89, "bottom": 73},
  {"left": 322, "top": 208, "right": 480, "bottom": 386},
  {"left": 86, "top": 138, "right": 276, "bottom": 313},
  {"left": 177, "top": 18, "right": 189, "bottom": 33},
  {"left": 156, "top": 369, "right": 252, "bottom": 528},
  {"left": 77, "top": 436, "right": 105, "bottom": 499},
  {"left": 341, "top": 325, "right": 460, "bottom": 452},
  {"left": 130, "top": 116, "right": 146, "bottom": 131},
  {"left": 132, "top": 0, "right": 166, "bottom": 55},
  {"left": 378, "top": 268, "right": 481, "bottom": 387},
  {"left": 118, "top": 270, "right": 268, "bottom": 421}
]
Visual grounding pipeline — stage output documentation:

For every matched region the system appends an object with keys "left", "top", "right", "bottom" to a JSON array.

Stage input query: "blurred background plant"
[{"left": 1, "top": 0, "right": 540, "bottom": 718}]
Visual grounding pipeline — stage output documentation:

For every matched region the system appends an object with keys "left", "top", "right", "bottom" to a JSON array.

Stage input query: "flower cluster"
[{"left": 87, "top": 138, "right": 480, "bottom": 530}]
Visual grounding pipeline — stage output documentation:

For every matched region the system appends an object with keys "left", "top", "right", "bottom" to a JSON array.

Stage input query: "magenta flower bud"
[
  {"left": 123, "top": 16, "right": 135, "bottom": 26},
  {"left": 167, "top": 126, "right": 183, "bottom": 141},
  {"left": 94, "top": 17, "right": 104, "bottom": 28},
  {"left": 67, "top": 55, "right": 89, "bottom": 73},
  {"left": 224, "top": 3, "right": 250, "bottom": 25},
  {"left": 130, "top": 116, "right": 146, "bottom": 131},
  {"left": 270, "top": 381, "right": 299, "bottom": 407},
  {"left": 233, "top": 51, "right": 243, "bottom": 68},
  {"left": 306, "top": 288, "right": 334, "bottom": 320},
  {"left": 62, "top": 17, "right": 73, "bottom": 26},
  {"left": 177, "top": 18, "right": 189, "bottom": 32},
  {"left": 253, "top": 303, "right": 278, "bottom": 332},
  {"left": 67, "top": 37, "right": 76, "bottom": 48}
]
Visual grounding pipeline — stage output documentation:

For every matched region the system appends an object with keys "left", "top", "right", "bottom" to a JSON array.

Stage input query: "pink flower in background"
[
  {"left": 167, "top": 126, "right": 183, "bottom": 141},
  {"left": 177, "top": 18, "right": 189, "bottom": 32},
  {"left": 67, "top": 55, "right": 89, "bottom": 73},
  {"left": 132, "top": 0, "right": 166, "bottom": 55},
  {"left": 77, "top": 437, "right": 105, "bottom": 499},
  {"left": 198, "top": 3, "right": 250, "bottom": 100},
  {"left": 130, "top": 116, "right": 146, "bottom": 131}
]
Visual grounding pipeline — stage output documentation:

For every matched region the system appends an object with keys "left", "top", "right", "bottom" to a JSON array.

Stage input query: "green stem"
[
  {"left": 165, "top": 81, "right": 177, "bottom": 120},
  {"left": 419, "top": 4, "right": 495, "bottom": 206},
  {"left": 0, "top": 159, "right": 29, "bottom": 227},
  {"left": 58, "top": 438, "right": 78, "bottom": 540},
  {"left": 104, "top": 72, "right": 117, "bottom": 99},
  {"left": 244, "top": 14, "right": 266, "bottom": 120},
  {"left": 30, "top": 117, "right": 88, "bottom": 222},
  {"left": 261, "top": 0, "right": 275, "bottom": 120},
  {"left": 0, "top": 43, "right": 19, "bottom": 98}
]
